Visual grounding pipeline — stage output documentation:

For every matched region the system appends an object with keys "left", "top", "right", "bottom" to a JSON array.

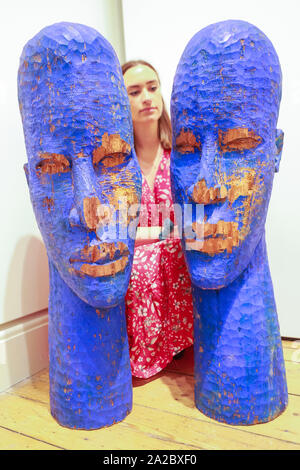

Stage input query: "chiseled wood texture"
[
  {"left": 18, "top": 23, "right": 142, "bottom": 430},
  {"left": 0, "top": 340, "right": 299, "bottom": 450}
]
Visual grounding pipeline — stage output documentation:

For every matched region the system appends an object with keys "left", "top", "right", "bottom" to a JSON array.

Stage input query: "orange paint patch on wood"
[
  {"left": 225, "top": 169, "right": 256, "bottom": 204},
  {"left": 83, "top": 198, "right": 113, "bottom": 231},
  {"left": 175, "top": 129, "right": 201, "bottom": 153},
  {"left": 70, "top": 242, "right": 128, "bottom": 264},
  {"left": 219, "top": 128, "right": 262, "bottom": 152},
  {"left": 225, "top": 168, "right": 260, "bottom": 241},
  {"left": 103, "top": 181, "right": 139, "bottom": 228},
  {"left": 186, "top": 230, "right": 239, "bottom": 255},
  {"left": 79, "top": 256, "right": 128, "bottom": 277},
  {"left": 192, "top": 179, "right": 227, "bottom": 204},
  {"left": 42, "top": 197, "right": 54, "bottom": 212},
  {"left": 83, "top": 197, "right": 101, "bottom": 230},
  {"left": 92, "top": 133, "right": 130, "bottom": 166},
  {"left": 192, "top": 220, "right": 239, "bottom": 239},
  {"left": 37, "top": 153, "right": 70, "bottom": 175},
  {"left": 102, "top": 154, "right": 126, "bottom": 167}
]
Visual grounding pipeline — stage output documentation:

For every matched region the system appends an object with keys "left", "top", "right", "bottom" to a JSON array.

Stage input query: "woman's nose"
[
  {"left": 141, "top": 87, "right": 151, "bottom": 103},
  {"left": 69, "top": 156, "right": 111, "bottom": 232}
]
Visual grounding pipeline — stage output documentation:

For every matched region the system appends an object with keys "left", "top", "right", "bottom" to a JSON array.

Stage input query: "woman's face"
[{"left": 123, "top": 65, "right": 163, "bottom": 125}]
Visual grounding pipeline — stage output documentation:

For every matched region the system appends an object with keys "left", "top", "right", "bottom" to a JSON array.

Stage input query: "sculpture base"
[
  {"left": 50, "top": 388, "right": 132, "bottom": 431},
  {"left": 194, "top": 398, "right": 287, "bottom": 426},
  {"left": 192, "top": 238, "right": 288, "bottom": 426},
  {"left": 48, "top": 262, "right": 133, "bottom": 430}
]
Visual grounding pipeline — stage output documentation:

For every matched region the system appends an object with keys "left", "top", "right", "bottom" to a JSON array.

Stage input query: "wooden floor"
[{"left": 0, "top": 340, "right": 299, "bottom": 450}]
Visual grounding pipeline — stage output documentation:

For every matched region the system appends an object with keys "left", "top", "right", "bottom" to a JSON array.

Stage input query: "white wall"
[
  {"left": 0, "top": 0, "right": 125, "bottom": 326},
  {"left": 122, "top": 0, "right": 300, "bottom": 338}
]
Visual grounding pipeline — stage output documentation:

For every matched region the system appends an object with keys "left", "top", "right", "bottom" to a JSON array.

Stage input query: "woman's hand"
[
  {"left": 135, "top": 227, "right": 162, "bottom": 246},
  {"left": 134, "top": 225, "right": 180, "bottom": 246}
]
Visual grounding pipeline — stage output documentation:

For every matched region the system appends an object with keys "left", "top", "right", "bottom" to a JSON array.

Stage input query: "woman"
[{"left": 122, "top": 60, "right": 194, "bottom": 378}]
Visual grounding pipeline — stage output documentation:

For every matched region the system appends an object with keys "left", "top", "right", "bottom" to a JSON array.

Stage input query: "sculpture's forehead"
[
  {"left": 172, "top": 72, "right": 268, "bottom": 132},
  {"left": 18, "top": 23, "right": 132, "bottom": 156},
  {"left": 172, "top": 22, "right": 281, "bottom": 132},
  {"left": 21, "top": 22, "right": 115, "bottom": 63},
  {"left": 19, "top": 24, "right": 125, "bottom": 102},
  {"left": 182, "top": 20, "right": 280, "bottom": 64}
]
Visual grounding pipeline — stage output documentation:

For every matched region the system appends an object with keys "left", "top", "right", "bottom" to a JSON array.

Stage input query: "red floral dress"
[{"left": 125, "top": 149, "right": 194, "bottom": 378}]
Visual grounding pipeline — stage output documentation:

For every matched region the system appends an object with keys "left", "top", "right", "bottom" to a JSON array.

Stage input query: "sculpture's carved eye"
[
  {"left": 175, "top": 144, "right": 198, "bottom": 154},
  {"left": 219, "top": 128, "right": 262, "bottom": 152},
  {"left": 175, "top": 129, "right": 201, "bottom": 154},
  {"left": 93, "top": 133, "right": 131, "bottom": 168},
  {"left": 92, "top": 152, "right": 129, "bottom": 169},
  {"left": 92, "top": 133, "right": 131, "bottom": 169},
  {"left": 36, "top": 153, "right": 71, "bottom": 174}
]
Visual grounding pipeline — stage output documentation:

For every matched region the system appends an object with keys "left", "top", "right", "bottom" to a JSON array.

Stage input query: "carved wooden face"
[
  {"left": 171, "top": 20, "right": 283, "bottom": 289},
  {"left": 18, "top": 23, "right": 142, "bottom": 308}
]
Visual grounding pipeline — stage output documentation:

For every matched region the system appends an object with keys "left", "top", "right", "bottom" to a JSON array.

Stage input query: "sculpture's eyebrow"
[
  {"left": 38, "top": 152, "right": 69, "bottom": 160},
  {"left": 37, "top": 152, "right": 71, "bottom": 166}
]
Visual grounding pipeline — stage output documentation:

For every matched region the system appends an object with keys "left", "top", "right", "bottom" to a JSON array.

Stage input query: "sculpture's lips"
[
  {"left": 70, "top": 242, "right": 129, "bottom": 277},
  {"left": 185, "top": 221, "right": 239, "bottom": 255}
]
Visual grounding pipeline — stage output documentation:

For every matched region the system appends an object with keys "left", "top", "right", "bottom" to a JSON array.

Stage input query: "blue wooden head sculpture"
[
  {"left": 171, "top": 20, "right": 283, "bottom": 289},
  {"left": 18, "top": 22, "right": 142, "bottom": 429},
  {"left": 171, "top": 20, "right": 288, "bottom": 425}
]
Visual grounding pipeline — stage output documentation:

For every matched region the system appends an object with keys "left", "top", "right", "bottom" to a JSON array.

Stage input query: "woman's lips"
[
  {"left": 70, "top": 242, "right": 129, "bottom": 277},
  {"left": 140, "top": 107, "right": 157, "bottom": 113}
]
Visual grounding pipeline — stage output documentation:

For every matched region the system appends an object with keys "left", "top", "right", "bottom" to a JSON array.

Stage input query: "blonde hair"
[{"left": 122, "top": 60, "right": 172, "bottom": 150}]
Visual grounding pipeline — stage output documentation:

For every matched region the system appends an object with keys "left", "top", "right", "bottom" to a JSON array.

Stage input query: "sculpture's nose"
[
  {"left": 187, "top": 131, "right": 227, "bottom": 204},
  {"left": 69, "top": 155, "right": 111, "bottom": 232},
  {"left": 82, "top": 196, "right": 111, "bottom": 231},
  {"left": 188, "top": 179, "right": 227, "bottom": 205}
]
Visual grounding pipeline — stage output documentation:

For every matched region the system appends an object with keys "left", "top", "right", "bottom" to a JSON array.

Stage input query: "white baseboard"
[{"left": 0, "top": 309, "right": 49, "bottom": 392}]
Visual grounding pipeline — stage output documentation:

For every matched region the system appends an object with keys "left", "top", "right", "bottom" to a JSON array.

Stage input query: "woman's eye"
[
  {"left": 93, "top": 152, "right": 128, "bottom": 169},
  {"left": 36, "top": 154, "right": 71, "bottom": 175},
  {"left": 129, "top": 90, "right": 139, "bottom": 96}
]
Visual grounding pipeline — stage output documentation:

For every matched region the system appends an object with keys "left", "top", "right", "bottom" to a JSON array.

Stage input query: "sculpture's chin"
[
  {"left": 188, "top": 269, "right": 236, "bottom": 290},
  {"left": 72, "top": 274, "right": 129, "bottom": 309},
  {"left": 78, "top": 292, "right": 125, "bottom": 309},
  {"left": 183, "top": 241, "right": 254, "bottom": 290},
  {"left": 190, "top": 275, "right": 230, "bottom": 291},
  {"left": 53, "top": 260, "right": 130, "bottom": 309}
]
